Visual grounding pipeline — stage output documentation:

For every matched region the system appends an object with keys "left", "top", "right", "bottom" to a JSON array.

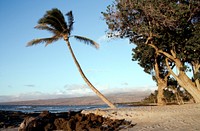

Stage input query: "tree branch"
[
  {"left": 170, "top": 49, "right": 176, "bottom": 58},
  {"left": 154, "top": 56, "right": 160, "bottom": 79},
  {"left": 165, "top": 58, "right": 180, "bottom": 82}
]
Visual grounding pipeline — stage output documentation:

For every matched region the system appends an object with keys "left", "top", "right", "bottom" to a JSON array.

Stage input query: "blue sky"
[{"left": 0, "top": 0, "right": 156, "bottom": 102}]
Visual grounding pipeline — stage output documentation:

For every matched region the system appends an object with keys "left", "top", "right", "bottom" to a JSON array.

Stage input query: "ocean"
[
  {"left": 0, "top": 104, "right": 128, "bottom": 113},
  {"left": 0, "top": 105, "right": 108, "bottom": 113}
]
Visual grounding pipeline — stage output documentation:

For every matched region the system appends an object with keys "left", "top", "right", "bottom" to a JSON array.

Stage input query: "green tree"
[
  {"left": 103, "top": 0, "right": 200, "bottom": 103},
  {"left": 132, "top": 44, "right": 169, "bottom": 105},
  {"left": 27, "top": 8, "right": 116, "bottom": 108}
]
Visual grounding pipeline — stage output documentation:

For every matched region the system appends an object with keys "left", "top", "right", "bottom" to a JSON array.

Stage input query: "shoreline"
[{"left": 1, "top": 103, "right": 200, "bottom": 131}]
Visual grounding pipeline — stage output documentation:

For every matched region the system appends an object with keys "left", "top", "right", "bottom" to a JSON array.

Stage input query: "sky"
[{"left": 0, "top": 0, "right": 156, "bottom": 102}]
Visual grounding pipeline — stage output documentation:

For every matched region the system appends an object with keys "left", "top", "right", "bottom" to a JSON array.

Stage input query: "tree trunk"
[
  {"left": 177, "top": 72, "right": 200, "bottom": 103},
  {"left": 165, "top": 58, "right": 200, "bottom": 103},
  {"left": 65, "top": 40, "right": 116, "bottom": 109},
  {"left": 157, "top": 80, "right": 167, "bottom": 105},
  {"left": 175, "top": 89, "right": 184, "bottom": 105},
  {"left": 192, "top": 63, "right": 200, "bottom": 90},
  {"left": 148, "top": 39, "right": 200, "bottom": 103},
  {"left": 154, "top": 55, "right": 167, "bottom": 106}
]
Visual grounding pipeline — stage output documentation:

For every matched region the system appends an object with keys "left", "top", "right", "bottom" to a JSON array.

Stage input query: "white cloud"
[
  {"left": 64, "top": 84, "right": 89, "bottom": 91},
  {"left": 0, "top": 83, "right": 157, "bottom": 102},
  {"left": 97, "top": 34, "right": 112, "bottom": 43}
]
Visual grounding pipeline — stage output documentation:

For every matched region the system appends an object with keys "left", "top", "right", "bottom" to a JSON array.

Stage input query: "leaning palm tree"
[{"left": 27, "top": 8, "right": 116, "bottom": 108}]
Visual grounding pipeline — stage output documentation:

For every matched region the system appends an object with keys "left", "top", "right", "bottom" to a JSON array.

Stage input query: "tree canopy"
[{"left": 103, "top": 0, "right": 200, "bottom": 103}]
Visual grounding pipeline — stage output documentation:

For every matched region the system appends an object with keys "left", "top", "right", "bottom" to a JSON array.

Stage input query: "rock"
[
  {"left": 0, "top": 111, "right": 25, "bottom": 129},
  {"left": 18, "top": 116, "right": 35, "bottom": 131},
  {"left": 0, "top": 110, "right": 135, "bottom": 131},
  {"left": 54, "top": 118, "right": 65, "bottom": 130},
  {"left": 18, "top": 111, "right": 55, "bottom": 131}
]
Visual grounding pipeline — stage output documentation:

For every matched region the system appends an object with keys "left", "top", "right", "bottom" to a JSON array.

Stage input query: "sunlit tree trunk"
[
  {"left": 192, "top": 62, "right": 200, "bottom": 90},
  {"left": 155, "top": 73, "right": 167, "bottom": 106},
  {"left": 148, "top": 39, "right": 200, "bottom": 103},
  {"left": 177, "top": 71, "right": 200, "bottom": 103},
  {"left": 165, "top": 58, "right": 200, "bottom": 103},
  {"left": 173, "top": 88, "right": 184, "bottom": 105},
  {"left": 154, "top": 54, "right": 167, "bottom": 106},
  {"left": 157, "top": 81, "right": 167, "bottom": 105},
  {"left": 65, "top": 40, "right": 116, "bottom": 109}
]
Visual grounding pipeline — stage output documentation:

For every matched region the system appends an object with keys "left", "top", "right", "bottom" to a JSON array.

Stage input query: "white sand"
[{"left": 82, "top": 103, "right": 200, "bottom": 131}]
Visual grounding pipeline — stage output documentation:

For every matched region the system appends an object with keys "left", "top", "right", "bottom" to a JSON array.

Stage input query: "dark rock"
[
  {"left": 0, "top": 111, "right": 26, "bottom": 129},
  {"left": 66, "top": 118, "right": 76, "bottom": 131},
  {"left": 1, "top": 110, "right": 135, "bottom": 131},
  {"left": 44, "top": 123, "right": 55, "bottom": 131},
  {"left": 54, "top": 118, "right": 66, "bottom": 130}
]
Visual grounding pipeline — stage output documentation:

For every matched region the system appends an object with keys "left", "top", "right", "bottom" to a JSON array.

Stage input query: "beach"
[
  {"left": 82, "top": 103, "right": 200, "bottom": 131},
  {"left": 1, "top": 103, "right": 200, "bottom": 131}
]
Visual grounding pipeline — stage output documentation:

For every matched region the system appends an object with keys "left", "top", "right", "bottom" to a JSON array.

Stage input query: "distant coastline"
[{"left": 0, "top": 91, "right": 150, "bottom": 106}]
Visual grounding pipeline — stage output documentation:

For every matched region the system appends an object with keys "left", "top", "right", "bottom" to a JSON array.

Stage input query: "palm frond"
[
  {"left": 66, "top": 11, "right": 74, "bottom": 34},
  {"left": 38, "top": 8, "right": 68, "bottom": 33},
  {"left": 26, "top": 36, "right": 60, "bottom": 47},
  {"left": 34, "top": 24, "right": 61, "bottom": 35},
  {"left": 39, "top": 17, "right": 64, "bottom": 32},
  {"left": 45, "top": 8, "right": 68, "bottom": 30},
  {"left": 73, "top": 35, "right": 99, "bottom": 49}
]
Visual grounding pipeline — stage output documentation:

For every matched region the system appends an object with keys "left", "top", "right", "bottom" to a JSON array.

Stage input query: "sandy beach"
[
  {"left": 1, "top": 103, "right": 200, "bottom": 131},
  {"left": 82, "top": 103, "right": 200, "bottom": 131}
]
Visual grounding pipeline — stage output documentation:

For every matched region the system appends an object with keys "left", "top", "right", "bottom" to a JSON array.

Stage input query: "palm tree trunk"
[{"left": 65, "top": 40, "right": 116, "bottom": 109}]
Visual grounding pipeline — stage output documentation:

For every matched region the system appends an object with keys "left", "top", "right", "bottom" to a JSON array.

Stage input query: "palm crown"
[{"left": 27, "top": 8, "right": 99, "bottom": 48}]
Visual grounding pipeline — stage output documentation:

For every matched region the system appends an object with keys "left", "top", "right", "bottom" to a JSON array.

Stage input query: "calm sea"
[
  {"left": 0, "top": 104, "right": 129, "bottom": 113},
  {"left": 0, "top": 105, "right": 110, "bottom": 113}
]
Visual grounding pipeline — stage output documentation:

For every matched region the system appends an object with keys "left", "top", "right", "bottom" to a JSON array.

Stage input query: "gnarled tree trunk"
[
  {"left": 147, "top": 35, "right": 200, "bottom": 103},
  {"left": 177, "top": 72, "right": 200, "bottom": 103},
  {"left": 157, "top": 80, "right": 167, "bottom": 105},
  {"left": 166, "top": 58, "right": 200, "bottom": 103},
  {"left": 192, "top": 62, "right": 200, "bottom": 90},
  {"left": 154, "top": 55, "right": 167, "bottom": 106},
  {"left": 65, "top": 40, "right": 116, "bottom": 109}
]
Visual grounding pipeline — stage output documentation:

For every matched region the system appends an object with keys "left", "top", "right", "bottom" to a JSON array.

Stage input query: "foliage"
[
  {"left": 143, "top": 88, "right": 193, "bottom": 104},
  {"left": 103, "top": 0, "right": 200, "bottom": 67},
  {"left": 143, "top": 91, "right": 157, "bottom": 103},
  {"left": 27, "top": 8, "right": 99, "bottom": 48},
  {"left": 103, "top": 0, "right": 200, "bottom": 98}
]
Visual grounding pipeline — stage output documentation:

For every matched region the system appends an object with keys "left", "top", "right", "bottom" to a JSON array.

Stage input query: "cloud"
[
  {"left": 0, "top": 83, "right": 157, "bottom": 103},
  {"left": 97, "top": 31, "right": 124, "bottom": 43},
  {"left": 0, "top": 96, "right": 16, "bottom": 102},
  {"left": 97, "top": 34, "right": 112, "bottom": 43},
  {"left": 64, "top": 84, "right": 89, "bottom": 91},
  {"left": 0, "top": 91, "right": 69, "bottom": 102},
  {"left": 0, "top": 84, "right": 93, "bottom": 102},
  {"left": 121, "top": 82, "right": 129, "bottom": 86},
  {"left": 24, "top": 84, "right": 36, "bottom": 87},
  {"left": 63, "top": 84, "right": 93, "bottom": 96}
]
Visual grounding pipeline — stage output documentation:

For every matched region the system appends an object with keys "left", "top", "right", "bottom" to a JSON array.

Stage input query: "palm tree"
[{"left": 27, "top": 8, "right": 116, "bottom": 109}]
